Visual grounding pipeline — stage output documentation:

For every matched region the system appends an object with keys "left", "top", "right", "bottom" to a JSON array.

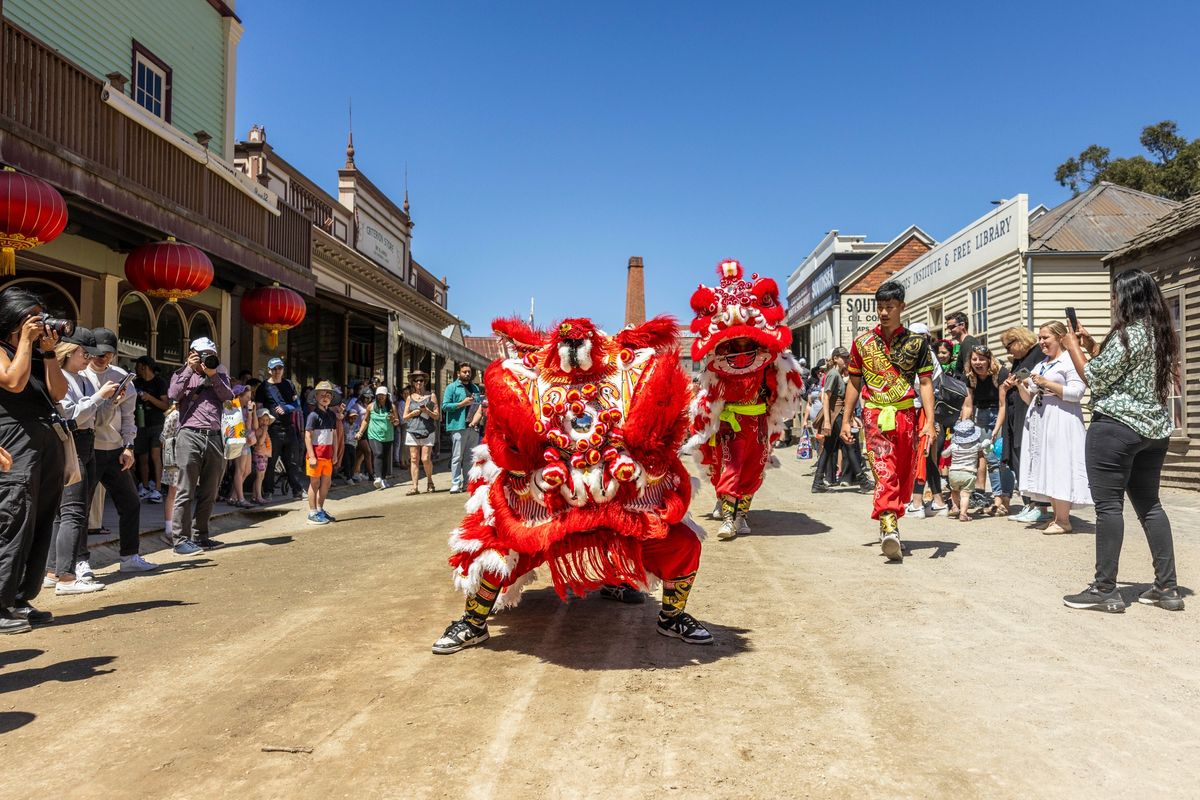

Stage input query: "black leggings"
[
  {"left": 814, "top": 415, "right": 867, "bottom": 486},
  {"left": 1086, "top": 414, "right": 1175, "bottom": 592},
  {"left": 369, "top": 439, "right": 392, "bottom": 480}
]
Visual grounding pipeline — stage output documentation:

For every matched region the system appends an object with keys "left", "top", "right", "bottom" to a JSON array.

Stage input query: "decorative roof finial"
[
  {"left": 403, "top": 162, "right": 410, "bottom": 214},
  {"left": 345, "top": 98, "right": 355, "bottom": 168}
]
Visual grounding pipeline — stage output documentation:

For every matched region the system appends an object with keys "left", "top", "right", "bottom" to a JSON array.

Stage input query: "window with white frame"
[
  {"left": 1167, "top": 291, "right": 1185, "bottom": 433},
  {"left": 970, "top": 284, "right": 988, "bottom": 344},
  {"left": 132, "top": 42, "right": 171, "bottom": 121}
]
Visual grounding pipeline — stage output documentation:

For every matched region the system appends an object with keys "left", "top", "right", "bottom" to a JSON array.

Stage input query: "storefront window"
[
  {"left": 156, "top": 303, "right": 186, "bottom": 369},
  {"left": 1167, "top": 292, "right": 1185, "bottom": 433},
  {"left": 117, "top": 294, "right": 152, "bottom": 363},
  {"left": 970, "top": 285, "right": 989, "bottom": 345}
]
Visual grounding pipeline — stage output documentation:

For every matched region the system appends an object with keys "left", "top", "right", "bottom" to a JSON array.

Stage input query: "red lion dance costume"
[
  {"left": 682, "top": 260, "right": 803, "bottom": 540},
  {"left": 432, "top": 316, "right": 713, "bottom": 654}
]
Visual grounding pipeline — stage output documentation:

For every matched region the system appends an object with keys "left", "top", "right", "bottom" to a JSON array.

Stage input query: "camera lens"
[
  {"left": 39, "top": 314, "right": 75, "bottom": 337},
  {"left": 202, "top": 353, "right": 220, "bottom": 370}
]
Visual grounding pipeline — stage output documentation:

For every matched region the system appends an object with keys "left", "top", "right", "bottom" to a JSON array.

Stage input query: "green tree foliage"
[{"left": 1055, "top": 121, "right": 1200, "bottom": 201}]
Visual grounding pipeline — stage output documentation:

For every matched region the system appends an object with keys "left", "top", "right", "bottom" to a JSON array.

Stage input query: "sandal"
[
  {"left": 406, "top": 487, "right": 420, "bottom": 496},
  {"left": 426, "top": 481, "right": 436, "bottom": 493}
]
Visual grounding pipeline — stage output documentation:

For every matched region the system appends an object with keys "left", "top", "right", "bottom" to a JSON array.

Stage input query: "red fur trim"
[
  {"left": 621, "top": 351, "right": 692, "bottom": 473},
  {"left": 481, "top": 364, "right": 545, "bottom": 473},
  {"left": 545, "top": 530, "right": 646, "bottom": 600},
  {"left": 492, "top": 317, "right": 546, "bottom": 351},
  {"left": 615, "top": 315, "right": 679, "bottom": 352}
]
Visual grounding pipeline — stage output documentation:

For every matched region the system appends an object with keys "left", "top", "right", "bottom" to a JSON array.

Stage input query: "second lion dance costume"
[
  {"left": 682, "top": 260, "right": 803, "bottom": 540},
  {"left": 432, "top": 316, "right": 713, "bottom": 654}
]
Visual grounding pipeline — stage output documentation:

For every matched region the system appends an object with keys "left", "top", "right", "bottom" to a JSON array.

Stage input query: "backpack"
[{"left": 934, "top": 371, "right": 969, "bottom": 427}]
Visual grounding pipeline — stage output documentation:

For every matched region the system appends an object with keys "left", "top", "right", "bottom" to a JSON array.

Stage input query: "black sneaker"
[
  {"left": 0, "top": 613, "right": 31, "bottom": 635},
  {"left": 599, "top": 584, "right": 645, "bottom": 604},
  {"left": 432, "top": 615, "right": 490, "bottom": 655},
  {"left": 858, "top": 480, "right": 876, "bottom": 495},
  {"left": 1063, "top": 584, "right": 1127, "bottom": 613},
  {"left": 9, "top": 603, "right": 52, "bottom": 625},
  {"left": 656, "top": 612, "right": 714, "bottom": 645},
  {"left": 1138, "top": 586, "right": 1185, "bottom": 611},
  {"left": 811, "top": 481, "right": 829, "bottom": 493},
  {"left": 197, "top": 537, "right": 224, "bottom": 550}
]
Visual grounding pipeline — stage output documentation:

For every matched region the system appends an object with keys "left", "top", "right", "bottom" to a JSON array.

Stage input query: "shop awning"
[{"left": 395, "top": 317, "right": 488, "bottom": 368}]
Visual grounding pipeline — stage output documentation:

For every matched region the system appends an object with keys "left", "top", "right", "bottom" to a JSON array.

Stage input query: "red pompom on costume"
[
  {"left": 432, "top": 315, "right": 714, "bottom": 654},
  {"left": 682, "top": 260, "right": 803, "bottom": 539}
]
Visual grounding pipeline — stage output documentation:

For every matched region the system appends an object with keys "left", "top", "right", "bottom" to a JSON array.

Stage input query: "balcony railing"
[{"left": 0, "top": 19, "right": 310, "bottom": 277}]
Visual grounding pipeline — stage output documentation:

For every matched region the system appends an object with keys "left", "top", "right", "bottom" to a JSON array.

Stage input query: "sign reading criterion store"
[
  {"left": 893, "top": 195, "right": 1029, "bottom": 303},
  {"left": 357, "top": 210, "right": 404, "bottom": 276}
]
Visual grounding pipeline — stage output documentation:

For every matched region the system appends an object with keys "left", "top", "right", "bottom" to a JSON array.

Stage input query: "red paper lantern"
[
  {"left": 0, "top": 167, "right": 69, "bottom": 276},
  {"left": 242, "top": 282, "right": 306, "bottom": 349},
  {"left": 124, "top": 236, "right": 214, "bottom": 302}
]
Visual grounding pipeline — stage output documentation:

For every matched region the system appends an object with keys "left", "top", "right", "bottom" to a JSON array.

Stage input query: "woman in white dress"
[{"left": 1016, "top": 321, "right": 1092, "bottom": 533}]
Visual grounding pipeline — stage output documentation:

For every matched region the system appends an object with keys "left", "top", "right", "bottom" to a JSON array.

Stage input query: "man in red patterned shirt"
[{"left": 841, "top": 281, "right": 936, "bottom": 562}]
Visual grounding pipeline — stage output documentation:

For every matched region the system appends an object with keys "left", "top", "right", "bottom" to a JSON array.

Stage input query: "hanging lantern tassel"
[
  {"left": 1, "top": 247, "right": 14, "bottom": 277},
  {"left": 266, "top": 328, "right": 280, "bottom": 349}
]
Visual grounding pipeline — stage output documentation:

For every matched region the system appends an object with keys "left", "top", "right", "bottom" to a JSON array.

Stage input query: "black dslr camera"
[
  {"left": 38, "top": 313, "right": 75, "bottom": 337},
  {"left": 201, "top": 352, "right": 220, "bottom": 370}
]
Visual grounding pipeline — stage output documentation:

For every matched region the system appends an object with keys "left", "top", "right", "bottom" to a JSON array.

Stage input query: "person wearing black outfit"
[
  {"left": 254, "top": 356, "right": 305, "bottom": 499},
  {"left": 0, "top": 287, "right": 67, "bottom": 634},
  {"left": 133, "top": 354, "right": 169, "bottom": 502},
  {"left": 946, "top": 311, "right": 981, "bottom": 375},
  {"left": 959, "top": 345, "right": 1012, "bottom": 515},
  {"left": 812, "top": 348, "right": 872, "bottom": 494},
  {"left": 997, "top": 326, "right": 1046, "bottom": 521},
  {"left": 1061, "top": 269, "right": 1183, "bottom": 613}
]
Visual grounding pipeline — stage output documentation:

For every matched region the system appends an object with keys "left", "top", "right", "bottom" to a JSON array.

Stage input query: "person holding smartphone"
[
  {"left": 442, "top": 362, "right": 481, "bottom": 494},
  {"left": 402, "top": 372, "right": 439, "bottom": 494}
]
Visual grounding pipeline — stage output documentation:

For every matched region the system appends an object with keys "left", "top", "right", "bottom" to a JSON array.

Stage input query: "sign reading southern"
[
  {"left": 891, "top": 195, "right": 1028, "bottom": 304},
  {"left": 841, "top": 294, "right": 879, "bottom": 343}
]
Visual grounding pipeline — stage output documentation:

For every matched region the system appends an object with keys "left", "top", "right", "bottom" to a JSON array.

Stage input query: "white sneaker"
[
  {"left": 904, "top": 501, "right": 929, "bottom": 517},
  {"left": 881, "top": 533, "right": 904, "bottom": 562},
  {"left": 736, "top": 515, "right": 751, "bottom": 535},
  {"left": 380, "top": 479, "right": 390, "bottom": 489},
  {"left": 373, "top": 477, "right": 385, "bottom": 490},
  {"left": 148, "top": 480, "right": 158, "bottom": 492},
  {"left": 710, "top": 500, "right": 723, "bottom": 520},
  {"left": 355, "top": 472, "right": 370, "bottom": 482},
  {"left": 717, "top": 519, "right": 737, "bottom": 541},
  {"left": 147, "top": 489, "right": 162, "bottom": 503},
  {"left": 56, "top": 579, "right": 105, "bottom": 595},
  {"left": 75, "top": 560, "right": 96, "bottom": 582},
  {"left": 137, "top": 484, "right": 149, "bottom": 499},
  {"left": 42, "top": 574, "right": 57, "bottom": 589},
  {"left": 119, "top": 554, "right": 159, "bottom": 572}
]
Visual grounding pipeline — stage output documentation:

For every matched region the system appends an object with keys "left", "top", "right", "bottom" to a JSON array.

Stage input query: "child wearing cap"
[
  {"left": 943, "top": 420, "right": 990, "bottom": 522},
  {"left": 252, "top": 406, "right": 274, "bottom": 504},
  {"left": 304, "top": 381, "right": 339, "bottom": 524}
]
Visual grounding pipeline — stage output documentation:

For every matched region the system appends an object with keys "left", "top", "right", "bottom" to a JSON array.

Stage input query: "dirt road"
[{"left": 1, "top": 458, "right": 1197, "bottom": 799}]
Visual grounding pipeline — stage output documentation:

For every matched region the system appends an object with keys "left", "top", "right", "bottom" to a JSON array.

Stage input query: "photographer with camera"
[
  {"left": 0, "top": 286, "right": 67, "bottom": 633},
  {"left": 82, "top": 327, "right": 157, "bottom": 574},
  {"left": 168, "top": 337, "right": 233, "bottom": 554}
]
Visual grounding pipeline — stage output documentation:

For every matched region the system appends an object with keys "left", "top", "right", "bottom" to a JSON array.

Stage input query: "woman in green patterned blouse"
[{"left": 1061, "top": 269, "right": 1183, "bottom": 614}]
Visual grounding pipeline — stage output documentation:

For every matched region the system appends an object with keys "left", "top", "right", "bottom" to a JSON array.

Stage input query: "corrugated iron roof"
[
  {"left": 463, "top": 336, "right": 505, "bottom": 361},
  {"left": 1106, "top": 190, "right": 1200, "bottom": 262},
  {"left": 1028, "top": 182, "right": 1179, "bottom": 253}
]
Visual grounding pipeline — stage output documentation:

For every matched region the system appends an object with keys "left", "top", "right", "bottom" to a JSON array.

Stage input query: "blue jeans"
[
  {"left": 974, "top": 407, "right": 1014, "bottom": 498},
  {"left": 449, "top": 428, "right": 479, "bottom": 490}
]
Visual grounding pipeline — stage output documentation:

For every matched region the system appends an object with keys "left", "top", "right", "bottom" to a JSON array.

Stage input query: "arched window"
[
  {"left": 156, "top": 303, "right": 186, "bottom": 369},
  {"left": 8, "top": 279, "right": 79, "bottom": 322},
  {"left": 117, "top": 292, "right": 153, "bottom": 362},
  {"left": 189, "top": 310, "right": 215, "bottom": 347}
]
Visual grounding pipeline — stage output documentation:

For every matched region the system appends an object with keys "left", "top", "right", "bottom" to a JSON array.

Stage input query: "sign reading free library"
[{"left": 891, "top": 195, "right": 1029, "bottom": 304}]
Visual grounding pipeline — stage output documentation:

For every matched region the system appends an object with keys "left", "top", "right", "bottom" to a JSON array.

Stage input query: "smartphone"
[
  {"left": 116, "top": 373, "right": 135, "bottom": 396},
  {"left": 1014, "top": 368, "right": 1031, "bottom": 381},
  {"left": 1065, "top": 307, "right": 1079, "bottom": 332}
]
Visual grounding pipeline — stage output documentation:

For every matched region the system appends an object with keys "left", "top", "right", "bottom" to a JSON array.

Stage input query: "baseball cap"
[
  {"left": 64, "top": 326, "right": 100, "bottom": 357},
  {"left": 256, "top": 406, "right": 274, "bottom": 419},
  {"left": 267, "top": 357, "right": 285, "bottom": 369},
  {"left": 909, "top": 322, "right": 930, "bottom": 336},
  {"left": 190, "top": 337, "right": 217, "bottom": 354},
  {"left": 375, "top": 385, "right": 390, "bottom": 398},
  {"left": 91, "top": 327, "right": 118, "bottom": 355}
]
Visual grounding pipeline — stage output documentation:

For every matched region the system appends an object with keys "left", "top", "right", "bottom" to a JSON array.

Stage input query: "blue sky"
[{"left": 235, "top": 0, "right": 1200, "bottom": 333}]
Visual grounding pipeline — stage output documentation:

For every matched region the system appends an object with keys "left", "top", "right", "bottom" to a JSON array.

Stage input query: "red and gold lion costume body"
[
  {"left": 446, "top": 315, "right": 704, "bottom": 611},
  {"left": 682, "top": 260, "right": 803, "bottom": 538}
]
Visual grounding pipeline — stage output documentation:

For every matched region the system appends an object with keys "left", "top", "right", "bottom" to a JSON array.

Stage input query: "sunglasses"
[{"left": 972, "top": 345, "right": 991, "bottom": 356}]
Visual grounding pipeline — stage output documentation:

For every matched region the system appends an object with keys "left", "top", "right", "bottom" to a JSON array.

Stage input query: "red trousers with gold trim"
[
  {"left": 862, "top": 406, "right": 919, "bottom": 521},
  {"left": 705, "top": 415, "right": 770, "bottom": 501}
]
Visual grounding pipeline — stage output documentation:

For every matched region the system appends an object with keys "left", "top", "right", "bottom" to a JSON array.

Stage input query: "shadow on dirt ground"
[
  {"left": 480, "top": 587, "right": 751, "bottom": 669},
  {"left": 738, "top": 509, "right": 832, "bottom": 537}
]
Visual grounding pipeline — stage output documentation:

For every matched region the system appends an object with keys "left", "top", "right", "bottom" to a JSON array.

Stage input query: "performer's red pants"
[
  {"left": 709, "top": 415, "right": 769, "bottom": 500},
  {"left": 863, "top": 406, "right": 919, "bottom": 521}
]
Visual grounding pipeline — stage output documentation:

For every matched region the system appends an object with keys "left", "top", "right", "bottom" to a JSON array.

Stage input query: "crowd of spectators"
[
  {"left": 0, "top": 284, "right": 486, "bottom": 632},
  {"left": 794, "top": 268, "right": 1183, "bottom": 612}
]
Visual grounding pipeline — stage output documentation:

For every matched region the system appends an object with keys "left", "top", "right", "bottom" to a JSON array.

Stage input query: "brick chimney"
[{"left": 624, "top": 256, "right": 645, "bottom": 327}]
